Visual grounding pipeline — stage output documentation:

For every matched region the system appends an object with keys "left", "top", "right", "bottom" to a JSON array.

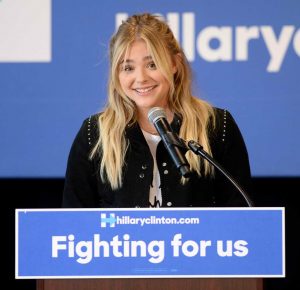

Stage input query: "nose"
[{"left": 135, "top": 67, "right": 149, "bottom": 84}]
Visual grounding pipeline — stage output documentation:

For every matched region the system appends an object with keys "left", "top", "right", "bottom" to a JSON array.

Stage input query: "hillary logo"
[{"left": 100, "top": 213, "right": 116, "bottom": 228}]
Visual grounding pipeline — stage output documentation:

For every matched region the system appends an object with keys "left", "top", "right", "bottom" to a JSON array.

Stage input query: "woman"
[{"left": 62, "top": 13, "right": 251, "bottom": 208}]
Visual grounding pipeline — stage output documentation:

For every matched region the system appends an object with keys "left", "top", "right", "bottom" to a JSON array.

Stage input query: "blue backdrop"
[{"left": 0, "top": 0, "right": 299, "bottom": 177}]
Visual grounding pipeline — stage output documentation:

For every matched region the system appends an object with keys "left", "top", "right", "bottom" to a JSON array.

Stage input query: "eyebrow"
[{"left": 121, "top": 55, "right": 153, "bottom": 64}]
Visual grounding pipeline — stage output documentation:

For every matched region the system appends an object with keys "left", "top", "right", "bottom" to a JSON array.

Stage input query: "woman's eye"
[
  {"left": 124, "top": 65, "right": 133, "bottom": 72},
  {"left": 147, "top": 62, "right": 157, "bottom": 69}
]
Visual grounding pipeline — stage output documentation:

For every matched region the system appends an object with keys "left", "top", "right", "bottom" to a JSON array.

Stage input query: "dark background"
[{"left": 4, "top": 177, "right": 299, "bottom": 290}]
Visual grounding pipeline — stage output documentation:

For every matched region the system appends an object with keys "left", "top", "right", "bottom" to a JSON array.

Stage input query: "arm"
[
  {"left": 62, "top": 117, "right": 99, "bottom": 208},
  {"left": 213, "top": 109, "right": 252, "bottom": 206}
]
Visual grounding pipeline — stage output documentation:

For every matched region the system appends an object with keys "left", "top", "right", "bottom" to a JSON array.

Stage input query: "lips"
[{"left": 134, "top": 85, "right": 157, "bottom": 94}]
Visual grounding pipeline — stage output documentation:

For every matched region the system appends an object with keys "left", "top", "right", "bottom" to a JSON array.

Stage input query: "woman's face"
[{"left": 118, "top": 39, "right": 175, "bottom": 113}]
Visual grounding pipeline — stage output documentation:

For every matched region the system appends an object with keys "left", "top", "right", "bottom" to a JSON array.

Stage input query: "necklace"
[
  {"left": 142, "top": 128, "right": 159, "bottom": 135},
  {"left": 139, "top": 122, "right": 158, "bottom": 135}
]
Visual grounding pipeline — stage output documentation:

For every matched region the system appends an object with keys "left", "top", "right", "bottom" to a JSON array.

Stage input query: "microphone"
[{"left": 148, "top": 107, "right": 191, "bottom": 177}]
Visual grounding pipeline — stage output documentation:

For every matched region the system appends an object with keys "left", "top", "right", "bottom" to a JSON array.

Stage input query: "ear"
[
  {"left": 171, "top": 53, "right": 182, "bottom": 74},
  {"left": 172, "top": 64, "right": 177, "bottom": 74}
]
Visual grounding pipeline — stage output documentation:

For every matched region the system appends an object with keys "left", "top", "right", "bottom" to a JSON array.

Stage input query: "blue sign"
[{"left": 16, "top": 208, "right": 285, "bottom": 278}]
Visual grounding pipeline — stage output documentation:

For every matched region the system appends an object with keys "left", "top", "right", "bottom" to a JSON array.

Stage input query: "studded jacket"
[{"left": 62, "top": 108, "right": 252, "bottom": 208}]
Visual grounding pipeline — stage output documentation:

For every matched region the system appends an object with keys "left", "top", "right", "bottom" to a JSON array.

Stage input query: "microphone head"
[{"left": 148, "top": 107, "right": 167, "bottom": 124}]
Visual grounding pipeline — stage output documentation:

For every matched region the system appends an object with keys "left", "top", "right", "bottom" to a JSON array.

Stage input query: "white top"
[{"left": 142, "top": 129, "right": 162, "bottom": 207}]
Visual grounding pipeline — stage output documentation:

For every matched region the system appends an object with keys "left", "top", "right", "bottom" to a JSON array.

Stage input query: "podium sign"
[{"left": 15, "top": 208, "right": 284, "bottom": 278}]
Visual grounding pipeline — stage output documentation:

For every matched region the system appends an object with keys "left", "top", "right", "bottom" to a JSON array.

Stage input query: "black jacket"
[{"left": 62, "top": 108, "right": 252, "bottom": 208}]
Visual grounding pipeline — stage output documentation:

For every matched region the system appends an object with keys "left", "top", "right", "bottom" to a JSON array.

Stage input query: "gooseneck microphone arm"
[{"left": 187, "top": 140, "right": 253, "bottom": 207}]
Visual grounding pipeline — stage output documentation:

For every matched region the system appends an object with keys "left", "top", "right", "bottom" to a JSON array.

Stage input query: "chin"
[
  {"left": 136, "top": 102, "right": 159, "bottom": 110},
  {"left": 134, "top": 97, "right": 167, "bottom": 111}
]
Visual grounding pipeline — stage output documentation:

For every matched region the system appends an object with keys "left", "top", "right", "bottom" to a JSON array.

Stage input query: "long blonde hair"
[{"left": 91, "top": 13, "right": 215, "bottom": 189}]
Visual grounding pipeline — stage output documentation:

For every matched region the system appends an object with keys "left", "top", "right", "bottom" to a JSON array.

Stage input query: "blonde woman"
[{"left": 63, "top": 13, "right": 251, "bottom": 208}]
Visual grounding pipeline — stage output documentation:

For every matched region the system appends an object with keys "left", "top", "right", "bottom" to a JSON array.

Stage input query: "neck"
[{"left": 137, "top": 107, "right": 174, "bottom": 135}]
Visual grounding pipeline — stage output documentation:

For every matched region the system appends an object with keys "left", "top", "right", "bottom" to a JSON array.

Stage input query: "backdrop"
[{"left": 0, "top": 0, "right": 299, "bottom": 177}]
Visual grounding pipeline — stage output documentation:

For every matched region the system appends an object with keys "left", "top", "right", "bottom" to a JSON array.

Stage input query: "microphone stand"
[
  {"left": 187, "top": 140, "right": 253, "bottom": 207},
  {"left": 160, "top": 132, "right": 253, "bottom": 207}
]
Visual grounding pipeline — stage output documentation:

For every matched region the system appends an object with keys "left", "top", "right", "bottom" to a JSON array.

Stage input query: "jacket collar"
[{"left": 125, "top": 113, "right": 182, "bottom": 141}]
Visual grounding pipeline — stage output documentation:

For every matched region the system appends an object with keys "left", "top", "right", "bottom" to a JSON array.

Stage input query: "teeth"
[{"left": 135, "top": 86, "right": 154, "bottom": 93}]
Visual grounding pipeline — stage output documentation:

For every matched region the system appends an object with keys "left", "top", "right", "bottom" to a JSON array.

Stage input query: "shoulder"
[
  {"left": 210, "top": 107, "right": 234, "bottom": 143},
  {"left": 211, "top": 107, "right": 248, "bottom": 152},
  {"left": 82, "top": 113, "right": 100, "bottom": 145},
  {"left": 213, "top": 106, "right": 233, "bottom": 123},
  {"left": 209, "top": 107, "right": 247, "bottom": 154},
  {"left": 72, "top": 113, "right": 100, "bottom": 150},
  {"left": 82, "top": 113, "right": 100, "bottom": 129}
]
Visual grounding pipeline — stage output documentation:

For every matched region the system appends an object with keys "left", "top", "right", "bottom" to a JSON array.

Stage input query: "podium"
[
  {"left": 37, "top": 277, "right": 263, "bottom": 290},
  {"left": 16, "top": 208, "right": 283, "bottom": 290}
]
